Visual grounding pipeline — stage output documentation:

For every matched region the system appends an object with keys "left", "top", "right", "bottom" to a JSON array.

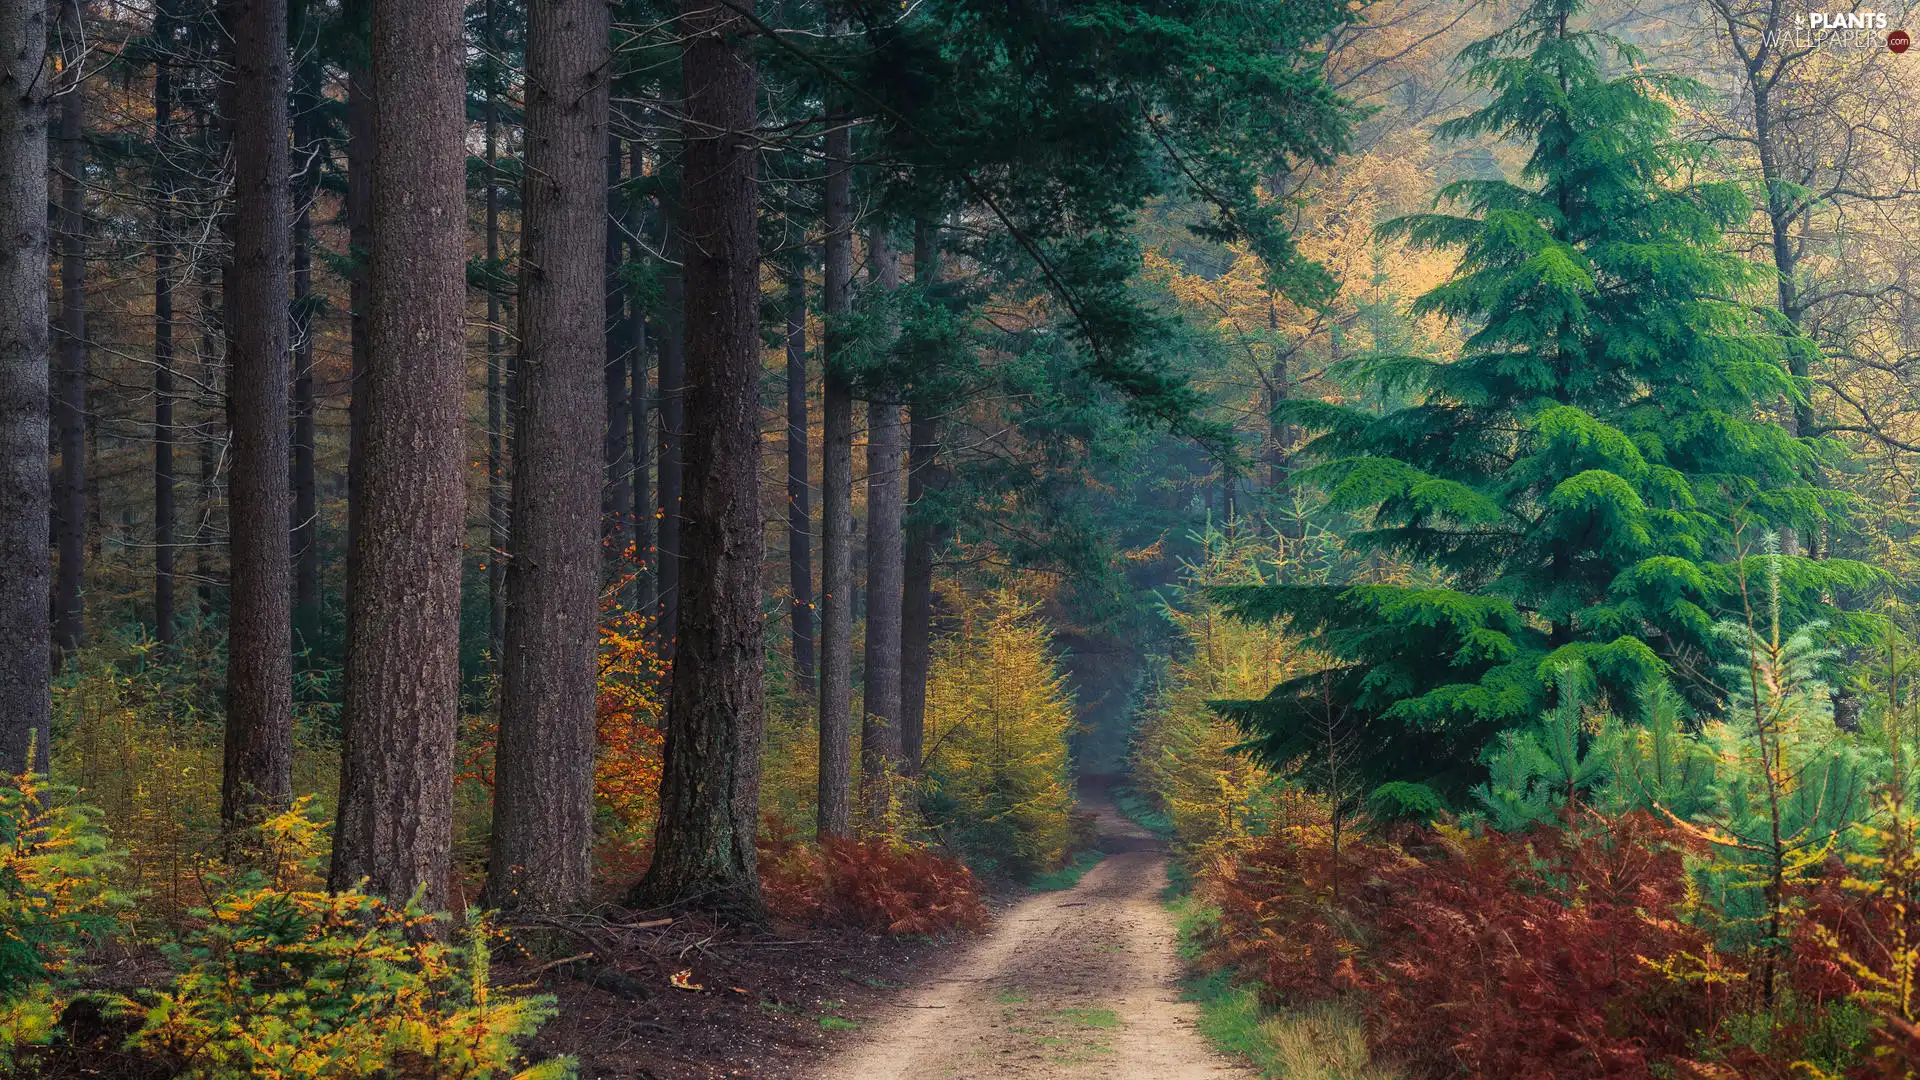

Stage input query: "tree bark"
[
  {"left": 191, "top": 249, "right": 219, "bottom": 614},
  {"left": 290, "top": 56, "right": 320, "bottom": 649},
  {"left": 194, "top": 270, "right": 220, "bottom": 615},
  {"left": 220, "top": 0, "right": 294, "bottom": 830},
  {"left": 628, "top": 141, "right": 650, "bottom": 612},
  {"left": 343, "top": 0, "right": 370, "bottom": 615},
  {"left": 861, "top": 233, "right": 905, "bottom": 826},
  {"left": 484, "top": 0, "right": 506, "bottom": 664},
  {"left": 656, "top": 249, "right": 684, "bottom": 651},
  {"left": 52, "top": 0, "right": 85, "bottom": 658},
  {"left": 0, "top": 0, "right": 52, "bottom": 776},
  {"left": 632, "top": 0, "right": 764, "bottom": 919},
  {"left": 328, "top": 0, "right": 469, "bottom": 908},
  {"left": 899, "top": 221, "right": 942, "bottom": 776},
  {"left": 487, "top": 0, "right": 609, "bottom": 914},
  {"left": 1749, "top": 81, "right": 1811, "bottom": 557},
  {"left": 604, "top": 136, "right": 632, "bottom": 573},
  {"left": 786, "top": 257, "right": 815, "bottom": 692},
  {"left": 152, "top": 0, "right": 176, "bottom": 651},
  {"left": 817, "top": 76, "right": 855, "bottom": 839}
]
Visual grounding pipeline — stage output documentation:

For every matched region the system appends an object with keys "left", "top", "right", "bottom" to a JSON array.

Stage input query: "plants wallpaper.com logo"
[{"left": 1766, "top": 8, "right": 1912, "bottom": 50}]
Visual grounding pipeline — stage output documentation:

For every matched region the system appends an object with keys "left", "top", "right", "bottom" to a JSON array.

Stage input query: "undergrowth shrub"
[
  {"left": 121, "top": 800, "right": 572, "bottom": 1080},
  {"left": 921, "top": 588, "right": 1077, "bottom": 880},
  {"left": 0, "top": 770, "right": 128, "bottom": 1065},
  {"left": 1793, "top": 799, "right": 1920, "bottom": 1078},
  {"left": 590, "top": 595, "right": 666, "bottom": 878},
  {"left": 760, "top": 825, "right": 987, "bottom": 936},
  {"left": 1131, "top": 530, "right": 1305, "bottom": 868},
  {"left": 53, "top": 637, "right": 339, "bottom": 919},
  {"left": 1206, "top": 813, "right": 1737, "bottom": 1078},
  {"left": 757, "top": 648, "right": 822, "bottom": 833},
  {"left": 460, "top": 573, "right": 666, "bottom": 887}
]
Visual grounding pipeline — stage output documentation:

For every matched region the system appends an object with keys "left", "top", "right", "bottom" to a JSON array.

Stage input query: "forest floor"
[
  {"left": 38, "top": 780, "right": 1242, "bottom": 1080},
  {"left": 812, "top": 776, "right": 1252, "bottom": 1080},
  {"left": 510, "top": 898, "right": 961, "bottom": 1080}
]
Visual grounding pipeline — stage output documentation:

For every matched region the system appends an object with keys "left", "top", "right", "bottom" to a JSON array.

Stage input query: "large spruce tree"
[{"left": 1218, "top": 0, "right": 1872, "bottom": 792}]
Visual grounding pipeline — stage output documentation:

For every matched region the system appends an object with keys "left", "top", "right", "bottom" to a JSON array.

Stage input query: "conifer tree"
[
  {"left": 0, "top": 0, "right": 51, "bottom": 777},
  {"left": 1218, "top": 0, "right": 1872, "bottom": 792}
]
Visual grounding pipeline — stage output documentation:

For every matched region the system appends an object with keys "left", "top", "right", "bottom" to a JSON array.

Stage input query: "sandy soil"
[{"left": 815, "top": 782, "right": 1253, "bottom": 1080}]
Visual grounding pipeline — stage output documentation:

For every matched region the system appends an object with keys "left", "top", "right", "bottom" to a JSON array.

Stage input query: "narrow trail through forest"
[{"left": 815, "top": 777, "right": 1252, "bottom": 1079}]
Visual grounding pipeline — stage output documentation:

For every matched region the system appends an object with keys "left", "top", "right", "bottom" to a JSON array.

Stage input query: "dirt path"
[{"left": 816, "top": 779, "right": 1253, "bottom": 1079}]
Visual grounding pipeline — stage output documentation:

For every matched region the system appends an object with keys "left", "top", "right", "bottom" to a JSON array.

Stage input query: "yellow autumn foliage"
[
  {"left": 921, "top": 588, "right": 1078, "bottom": 880},
  {"left": 1131, "top": 534, "right": 1315, "bottom": 867}
]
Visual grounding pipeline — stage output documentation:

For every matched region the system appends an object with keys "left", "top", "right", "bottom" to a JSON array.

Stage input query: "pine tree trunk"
[
  {"left": 343, "top": 0, "right": 370, "bottom": 618},
  {"left": 656, "top": 254, "right": 684, "bottom": 651},
  {"left": 193, "top": 250, "right": 221, "bottom": 617},
  {"left": 786, "top": 258, "right": 815, "bottom": 692},
  {"left": 861, "top": 233, "right": 905, "bottom": 826},
  {"left": 817, "top": 82, "right": 855, "bottom": 840},
  {"left": 327, "top": 0, "right": 468, "bottom": 907},
  {"left": 194, "top": 270, "right": 219, "bottom": 615},
  {"left": 628, "top": 137, "right": 650, "bottom": 613},
  {"left": 220, "top": 0, "right": 294, "bottom": 830},
  {"left": 487, "top": 0, "right": 609, "bottom": 914},
  {"left": 152, "top": 1, "right": 176, "bottom": 651},
  {"left": 632, "top": 0, "right": 764, "bottom": 919},
  {"left": 484, "top": 0, "right": 506, "bottom": 664},
  {"left": 899, "top": 222, "right": 942, "bottom": 776},
  {"left": 52, "top": 0, "right": 85, "bottom": 658},
  {"left": 901, "top": 402, "right": 940, "bottom": 775},
  {"left": 290, "top": 59, "right": 320, "bottom": 649},
  {"left": 0, "top": 0, "right": 52, "bottom": 776},
  {"left": 603, "top": 137, "right": 632, "bottom": 573}
]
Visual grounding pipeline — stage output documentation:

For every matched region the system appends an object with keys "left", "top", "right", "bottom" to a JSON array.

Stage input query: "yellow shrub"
[
  {"left": 0, "top": 770, "right": 129, "bottom": 1067},
  {"left": 53, "top": 642, "right": 338, "bottom": 919},
  {"left": 1131, "top": 534, "right": 1312, "bottom": 866},
  {"left": 922, "top": 588, "right": 1077, "bottom": 879},
  {"left": 123, "top": 802, "right": 572, "bottom": 1080}
]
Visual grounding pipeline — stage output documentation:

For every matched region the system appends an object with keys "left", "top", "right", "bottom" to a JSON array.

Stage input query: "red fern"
[
  {"left": 1206, "top": 814, "right": 1732, "bottom": 1079},
  {"left": 759, "top": 826, "right": 987, "bottom": 936}
]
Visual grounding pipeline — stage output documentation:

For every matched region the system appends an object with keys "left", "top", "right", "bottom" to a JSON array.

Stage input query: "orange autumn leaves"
[{"left": 461, "top": 555, "right": 665, "bottom": 848}]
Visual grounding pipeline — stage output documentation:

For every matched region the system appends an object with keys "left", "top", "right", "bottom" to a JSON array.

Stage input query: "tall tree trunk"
[
  {"left": 220, "top": 0, "right": 294, "bottom": 830},
  {"left": 899, "top": 221, "right": 942, "bottom": 776},
  {"left": 343, "top": 0, "right": 370, "bottom": 614},
  {"left": 153, "top": 0, "right": 176, "bottom": 651},
  {"left": 487, "top": 0, "right": 609, "bottom": 914},
  {"left": 0, "top": 0, "right": 52, "bottom": 776},
  {"left": 1751, "top": 85, "right": 1813, "bottom": 557},
  {"left": 52, "top": 0, "right": 85, "bottom": 658},
  {"left": 194, "top": 269, "right": 219, "bottom": 615},
  {"left": 627, "top": 142, "right": 650, "bottom": 613},
  {"left": 484, "top": 0, "right": 506, "bottom": 664},
  {"left": 290, "top": 58, "right": 320, "bottom": 649},
  {"left": 328, "top": 0, "right": 468, "bottom": 907},
  {"left": 603, "top": 137, "right": 632, "bottom": 573},
  {"left": 655, "top": 251, "right": 684, "bottom": 650},
  {"left": 632, "top": 0, "right": 763, "bottom": 919},
  {"left": 786, "top": 257, "right": 814, "bottom": 692},
  {"left": 861, "top": 233, "right": 905, "bottom": 826},
  {"left": 816, "top": 75, "right": 854, "bottom": 839}
]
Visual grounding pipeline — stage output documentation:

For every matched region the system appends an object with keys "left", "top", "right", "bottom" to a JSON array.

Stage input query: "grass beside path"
[
  {"left": 1029, "top": 848, "right": 1105, "bottom": 892},
  {"left": 1171, "top": 890, "right": 1398, "bottom": 1079},
  {"left": 1112, "top": 783, "right": 1174, "bottom": 840}
]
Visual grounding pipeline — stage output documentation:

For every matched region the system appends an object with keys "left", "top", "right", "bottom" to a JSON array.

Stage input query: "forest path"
[{"left": 813, "top": 777, "right": 1252, "bottom": 1079}]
